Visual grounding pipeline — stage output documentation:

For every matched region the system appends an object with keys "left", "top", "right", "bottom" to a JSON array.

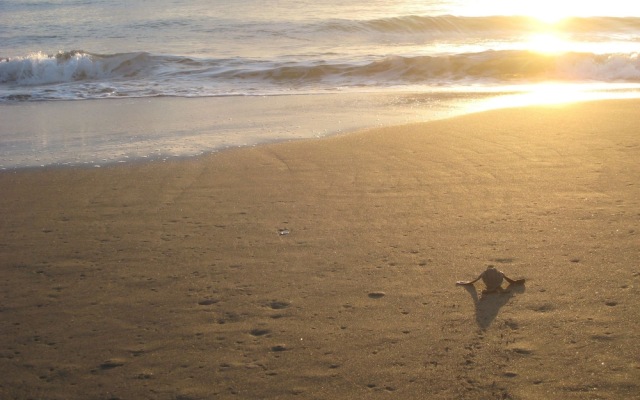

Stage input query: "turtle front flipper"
[
  {"left": 504, "top": 276, "right": 526, "bottom": 285},
  {"left": 456, "top": 273, "right": 483, "bottom": 286}
]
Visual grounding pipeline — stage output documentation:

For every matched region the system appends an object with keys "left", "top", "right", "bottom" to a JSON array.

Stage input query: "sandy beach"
[{"left": 1, "top": 99, "right": 638, "bottom": 399}]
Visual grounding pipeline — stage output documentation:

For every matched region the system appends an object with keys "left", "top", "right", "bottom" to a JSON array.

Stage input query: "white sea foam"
[{"left": 0, "top": 51, "right": 153, "bottom": 85}]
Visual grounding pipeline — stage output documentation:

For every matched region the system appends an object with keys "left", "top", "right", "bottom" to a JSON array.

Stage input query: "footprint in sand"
[
  {"left": 99, "top": 359, "right": 125, "bottom": 370},
  {"left": 198, "top": 299, "right": 219, "bottom": 306},
  {"left": 269, "top": 301, "right": 290, "bottom": 310},
  {"left": 249, "top": 328, "right": 271, "bottom": 337},
  {"left": 529, "top": 303, "right": 554, "bottom": 313},
  {"left": 508, "top": 342, "right": 535, "bottom": 355},
  {"left": 271, "top": 344, "right": 288, "bottom": 352}
]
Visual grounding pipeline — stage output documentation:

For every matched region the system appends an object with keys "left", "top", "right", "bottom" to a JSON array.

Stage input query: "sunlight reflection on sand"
[{"left": 467, "top": 82, "right": 640, "bottom": 112}]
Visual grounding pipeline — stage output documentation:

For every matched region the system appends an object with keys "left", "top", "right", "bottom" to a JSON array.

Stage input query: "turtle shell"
[{"left": 481, "top": 267, "right": 504, "bottom": 291}]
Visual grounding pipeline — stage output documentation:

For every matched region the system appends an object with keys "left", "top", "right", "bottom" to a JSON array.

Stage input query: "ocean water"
[{"left": 1, "top": 0, "right": 640, "bottom": 167}]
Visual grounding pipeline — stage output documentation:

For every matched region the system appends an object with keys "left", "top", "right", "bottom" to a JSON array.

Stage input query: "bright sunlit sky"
[{"left": 449, "top": 0, "right": 639, "bottom": 22}]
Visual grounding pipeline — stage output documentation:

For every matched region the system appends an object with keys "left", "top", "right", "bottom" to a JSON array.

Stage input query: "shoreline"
[
  {"left": 4, "top": 88, "right": 640, "bottom": 170},
  {"left": 1, "top": 99, "right": 639, "bottom": 399},
  {"left": 0, "top": 91, "right": 476, "bottom": 170}
]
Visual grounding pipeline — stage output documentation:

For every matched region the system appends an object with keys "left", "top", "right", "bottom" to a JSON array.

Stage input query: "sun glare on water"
[
  {"left": 445, "top": 0, "right": 640, "bottom": 106},
  {"left": 525, "top": 32, "right": 571, "bottom": 54},
  {"left": 478, "top": 84, "right": 596, "bottom": 110},
  {"left": 468, "top": 82, "right": 640, "bottom": 113}
]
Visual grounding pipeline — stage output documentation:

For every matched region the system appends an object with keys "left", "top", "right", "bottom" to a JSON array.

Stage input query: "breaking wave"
[
  {"left": 213, "top": 51, "right": 640, "bottom": 83},
  {"left": 2, "top": 9, "right": 640, "bottom": 102},
  {"left": 0, "top": 51, "right": 154, "bottom": 85}
]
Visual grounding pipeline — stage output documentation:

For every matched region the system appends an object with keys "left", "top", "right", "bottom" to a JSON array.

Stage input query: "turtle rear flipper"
[{"left": 482, "top": 287, "right": 508, "bottom": 294}]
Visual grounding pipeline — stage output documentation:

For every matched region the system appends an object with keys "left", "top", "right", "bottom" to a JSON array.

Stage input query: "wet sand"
[{"left": 1, "top": 100, "right": 639, "bottom": 399}]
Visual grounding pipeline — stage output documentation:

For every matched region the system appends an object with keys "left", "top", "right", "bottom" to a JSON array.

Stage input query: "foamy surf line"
[
  {"left": 2, "top": 49, "right": 640, "bottom": 102},
  {"left": 0, "top": 93, "right": 486, "bottom": 169}
]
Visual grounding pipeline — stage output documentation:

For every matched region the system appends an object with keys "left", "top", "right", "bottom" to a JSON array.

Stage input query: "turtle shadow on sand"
[{"left": 461, "top": 283, "right": 526, "bottom": 330}]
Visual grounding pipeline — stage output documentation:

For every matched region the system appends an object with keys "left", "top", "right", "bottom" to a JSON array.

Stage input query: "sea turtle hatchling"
[{"left": 456, "top": 265, "right": 525, "bottom": 294}]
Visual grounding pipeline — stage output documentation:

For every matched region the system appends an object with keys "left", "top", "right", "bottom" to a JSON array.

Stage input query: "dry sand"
[{"left": 1, "top": 100, "right": 639, "bottom": 399}]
